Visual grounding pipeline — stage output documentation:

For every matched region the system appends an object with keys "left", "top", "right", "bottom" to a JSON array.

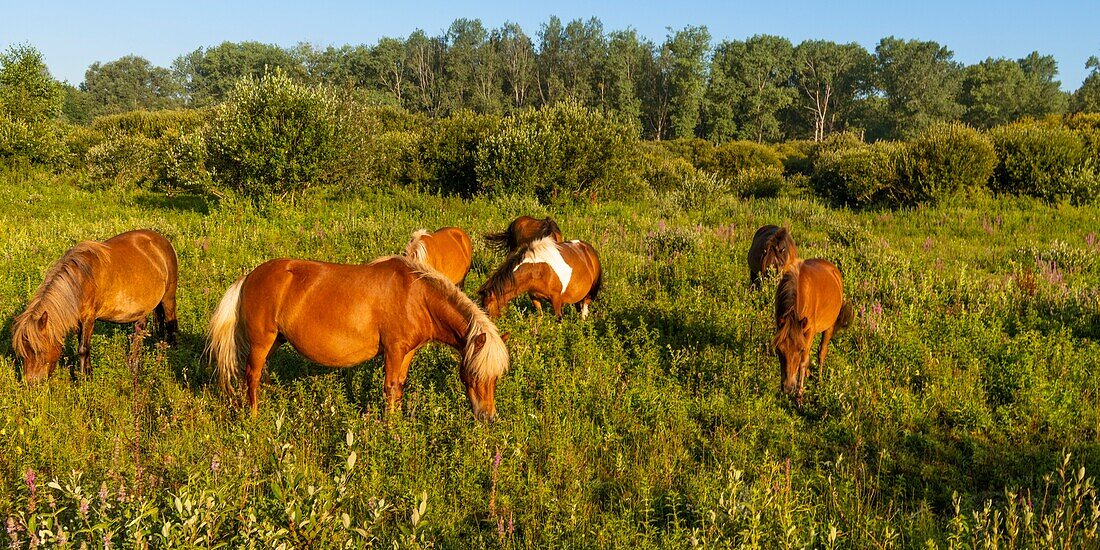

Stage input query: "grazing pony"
[
  {"left": 206, "top": 256, "right": 509, "bottom": 420},
  {"left": 747, "top": 225, "right": 798, "bottom": 287},
  {"left": 772, "top": 259, "right": 853, "bottom": 400},
  {"left": 478, "top": 237, "right": 602, "bottom": 320},
  {"left": 12, "top": 230, "right": 179, "bottom": 382},
  {"left": 403, "top": 227, "right": 473, "bottom": 287},
  {"left": 484, "top": 216, "right": 563, "bottom": 254}
]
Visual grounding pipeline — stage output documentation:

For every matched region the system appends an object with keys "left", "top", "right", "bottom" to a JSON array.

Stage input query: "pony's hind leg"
[
  {"left": 157, "top": 285, "right": 179, "bottom": 347},
  {"left": 245, "top": 331, "right": 280, "bottom": 417},
  {"left": 817, "top": 327, "right": 835, "bottom": 373}
]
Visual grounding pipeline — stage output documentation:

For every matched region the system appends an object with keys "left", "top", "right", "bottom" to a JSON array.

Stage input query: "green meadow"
[{"left": 1, "top": 168, "right": 1099, "bottom": 547}]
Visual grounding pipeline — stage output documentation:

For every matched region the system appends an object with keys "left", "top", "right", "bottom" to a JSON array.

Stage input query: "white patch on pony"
[{"left": 515, "top": 238, "right": 572, "bottom": 294}]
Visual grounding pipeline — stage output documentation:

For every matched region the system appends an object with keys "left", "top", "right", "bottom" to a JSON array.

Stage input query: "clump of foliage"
[
  {"left": 703, "top": 140, "right": 783, "bottom": 179},
  {"left": 205, "top": 69, "right": 353, "bottom": 200},
  {"left": 989, "top": 121, "right": 1095, "bottom": 202},
  {"left": 637, "top": 141, "right": 699, "bottom": 192},
  {"left": 811, "top": 141, "right": 908, "bottom": 206},
  {"left": 476, "top": 101, "right": 641, "bottom": 202},
  {"left": 0, "top": 44, "right": 65, "bottom": 166},
  {"left": 83, "top": 109, "right": 212, "bottom": 192},
  {"left": 900, "top": 121, "right": 997, "bottom": 200},
  {"left": 404, "top": 110, "right": 499, "bottom": 195}
]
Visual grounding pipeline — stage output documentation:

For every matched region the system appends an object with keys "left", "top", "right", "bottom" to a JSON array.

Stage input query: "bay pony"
[
  {"left": 747, "top": 225, "right": 798, "bottom": 287},
  {"left": 484, "top": 216, "right": 563, "bottom": 254},
  {"left": 478, "top": 237, "right": 602, "bottom": 320}
]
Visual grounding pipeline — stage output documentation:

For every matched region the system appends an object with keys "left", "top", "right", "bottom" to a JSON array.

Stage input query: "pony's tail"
[
  {"left": 206, "top": 277, "right": 248, "bottom": 399},
  {"left": 483, "top": 230, "right": 511, "bottom": 253},
  {"left": 836, "top": 301, "right": 855, "bottom": 330},
  {"left": 587, "top": 261, "right": 603, "bottom": 303}
]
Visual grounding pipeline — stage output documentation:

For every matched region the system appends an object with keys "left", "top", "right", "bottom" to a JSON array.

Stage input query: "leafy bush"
[
  {"left": 90, "top": 108, "right": 208, "bottom": 139},
  {"left": 206, "top": 70, "right": 349, "bottom": 200},
  {"left": 730, "top": 164, "right": 787, "bottom": 198},
  {"left": 653, "top": 138, "right": 716, "bottom": 170},
  {"left": 774, "top": 140, "right": 816, "bottom": 175},
  {"left": 812, "top": 141, "right": 908, "bottom": 206},
  {"left": 476, "top": 101, "right": 641, "bottom": 202},
  {"left": 406, "top": 110, "right": 499, "bottom": 195},
  {"left": 703, "top": 140, "right": 783, "bottom": 179},
  {"left": 0, "top": 113, "right": 64, "bottom": 166},
  {"left": 85, "top": 130, "right": 157, "bottom": 183},
  {"left": 638, "top": 142, "right": 699, "bottom": 192},
  {"left": 1059, "top": 113, "right": 1100, "bottom": 160},
  {"left": 901, "top": 122, "right": 996, "bottom": 200},
  {"left": 989, "top": 122, "right": 1089, "bottom": 201}
]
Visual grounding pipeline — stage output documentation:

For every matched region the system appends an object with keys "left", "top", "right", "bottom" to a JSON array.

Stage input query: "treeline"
[{"left": 50, "top": 17, "right": 1100, "bottom": 141}]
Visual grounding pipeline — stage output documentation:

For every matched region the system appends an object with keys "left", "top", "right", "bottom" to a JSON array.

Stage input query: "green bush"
[
  {"left": 730, "top": 164, "right": 787, "bottom": 198},
  {"left": 901, "top": 122, "right": 996, "bottom": 200},
  {"left": 406, "top": 110, "right": 499, "bottom": 195},
  {"left": 476, "top": 101, "right": 641, "bottom": 202},
  {"left": 774, "top": 140, "right": 816, "bottom": 176},
  {"left": 812, "top": 141, "right": 908, "bottom": 206},
  {"left": 90, "top": 109, "right": 208, "bottom": 139},
  {"left": 989, "top": 122, "right": 1089, "bottom": 201},
  {"left": 638, "top": 142, "right": 699, "bottom": 192},
  {"left": 206, "top": 70, "right": 348, "bottom": 200},
  {"left": 85, "top": 130, "right": 157, "bottom": 183},
  {"left": 654, "top": 138, "right": 716, "bottom": 170},
  {"left": 703, "top": 140, "right": 783, "bottom": 179},
  {"left": 1059, "top": 113, "right": 1100, "bottom": 160},
  {"left": 0, "top": 113, "right": 64, "bottom": 166}
]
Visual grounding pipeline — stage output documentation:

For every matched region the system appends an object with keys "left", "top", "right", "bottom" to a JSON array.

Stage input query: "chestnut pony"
[
  {"left": 403, "top": 227, "right": 473, "bottom": 287},
  {"left": 206, "top": 256, "right": 509, "bottom": 420},
  {"left": 484, "top": 216, "right": 563, "bottom": 254},
  {"left": 12, "top": 230, "right": 179, "bottom": 382},
  {"left": 772, "top": 259, "right": 853, "bottom": 400},
  {"left": 478, "top": 237, "right": 602, "bottom": 320},
  {"left": 747, "top": 225, "right": 798, "bottom": 287}
]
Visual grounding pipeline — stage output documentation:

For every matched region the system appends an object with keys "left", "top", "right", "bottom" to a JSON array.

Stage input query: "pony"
[
  {"left": 772, "top": 259, "right": 853, "bottom": 400},
  {"left": 12, "top": 230, "right": 179, "bottom": 382},
  {"left": 484, "top": 216, "right": 563, "bottom": 254},
  {"left": 747, "top": 225, "right": 798, "bottom": 287},
  {"left": 403, "top": 227, "right": 473, "bottom": 287},
  {"left": 206, "top": 255, "right": 509, "bottom": 420},
  {"left": 478, "top": 237, "right": 602, "bottom": 320}
]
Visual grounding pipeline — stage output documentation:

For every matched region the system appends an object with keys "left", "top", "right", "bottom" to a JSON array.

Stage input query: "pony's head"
[
  {"left": 762, "top": 227, "right": 796, "bottom": 273},
  {"left": 773, "top": 313, "right": 811, "bottom": 397},
  {"left": 460, "top": 322, "right": 510, "bottom": 421},
  {"left": 477, "top": 244, "right": 530, "bottom": 318},
  {"left": 540, "top": 217, "right": 564, "bottom": 243},
  {"left": 478, "top": 289, "right": 505, "bottom": 319},
  {"left": 13, "top": 310, "right": 64, "bottom": 383}
]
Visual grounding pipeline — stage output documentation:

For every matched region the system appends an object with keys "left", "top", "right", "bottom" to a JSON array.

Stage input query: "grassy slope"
[{"left": 0, "top": 170, "right": 1098, "bottom": 547}]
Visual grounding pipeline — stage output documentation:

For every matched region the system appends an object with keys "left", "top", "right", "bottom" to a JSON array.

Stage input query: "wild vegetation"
[{"left": 0, "top": 28, "right": 1100, "bottom": 548}]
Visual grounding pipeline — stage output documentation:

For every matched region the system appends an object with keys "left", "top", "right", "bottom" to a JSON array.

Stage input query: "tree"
[
  {"left": 0, "top": 43, "right": 63, "bottom": 123},
  {"left": 173, "top": 41, "right": 304, "bottom": 105},
  {"left": 790, "top": 40, "right": 871, "bottom": 141},
  {"left": 1017, "top": 52, "right": 1069, "bottom": 118},
  {"left": 961, "top": 53, "right": 1068, "bottom": 127},
  {"left": 601, "top": 29, "right": 650, "bottom": 129},
  {"left": 704, "top": 35, "right": 795, "bottom": 142},
  {"left": 872, "top": 37, "right": 962, "bottom": 138},
  {"left": 495, "top": 23, "right": 535, "bottom": 109},
  {"left": 536, "top": 16, "right": 566, "bottom": 105},
  {"left": 560, "top": 18, "right": 605, "bottom": 105},
  {"left": 369, "top": 37, "right": 411, "bottom": 106},
  {"left": 1074, "top": 56, "right": 1100, "bottom": 112},
  {"left": 665, "top": 26, "right": 711, "bottom": 139},
  {"left": 406, "top": 30, "right": 446, "bottom": 117},
  {"left": 81, "top": 55, "right": 183, "bottom": 116}
]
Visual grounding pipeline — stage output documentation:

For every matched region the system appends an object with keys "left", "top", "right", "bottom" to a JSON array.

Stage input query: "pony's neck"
[{"left": 427, "top": 289, "right": 473, "bottom": 350}]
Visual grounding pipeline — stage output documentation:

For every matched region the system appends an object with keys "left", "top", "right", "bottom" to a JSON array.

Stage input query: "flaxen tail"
[
  {"left": 836, "top": 301, "right": 854, "bottom": 330},
  {"left": 206, "top": 277, "right": 248, "bottom": 398}
]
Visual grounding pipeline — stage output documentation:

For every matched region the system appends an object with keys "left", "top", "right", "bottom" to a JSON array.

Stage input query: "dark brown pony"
[
  {"left": 478, "top": 237, "right": 602, "bottom": 320},
  {"left": 772, "top": 259, "right": 853, "bottom": 400},
  {"left": 206, "top": 256, "right": 509, "bottom": 420},
  {"left": 12, "top": 230, "right": 179, "bottom": 382},
  {"left": 404, "top": 227, "right": 473, "bottom": 287},
  {"left": 484, "top": 216, "right": 563, "bottom": 254},
  {"left": 747, "top": 225, "right": 798, "bottom": 287}
]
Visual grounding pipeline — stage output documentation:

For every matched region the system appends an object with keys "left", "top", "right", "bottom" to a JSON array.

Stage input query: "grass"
[{"left": 1, "top": 169, "right": 1099, "bottom": 547}]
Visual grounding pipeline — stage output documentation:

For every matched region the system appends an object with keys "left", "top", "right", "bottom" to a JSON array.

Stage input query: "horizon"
[{"left": 3, "top": 0, "right": 1098, "bottom": 92}]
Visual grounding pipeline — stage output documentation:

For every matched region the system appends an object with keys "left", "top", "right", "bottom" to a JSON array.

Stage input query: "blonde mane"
[
  {"left": 13, "top": 242, "right": 109, "bottom": 360},
  {"left": 403, "top": 229, "right": 430, "bottom": 263},
  {"left": 396, "top": 256, "right": 509, "bottom": 381}
]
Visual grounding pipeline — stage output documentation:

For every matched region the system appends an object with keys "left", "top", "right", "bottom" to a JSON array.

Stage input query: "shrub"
[
  {"left": 654, "top": 138, "right": 716, "bottom": 170},
  {"left": 476, "top": 101, "right": 641, "bottom": 202},
  {"left": 811, "top": 141, "right": 908, "bottom": 206},
  {"left": 406, "top": 110, "right": 499, "bottom": 195},
  {"left": 989, "top": 122, "right": 1089, "bottom": 201},
  {"left": 703, "top": 140, "right": 783, "bottom": 179},
  {"left": 206, "top": 70, "right": 348, "bottom": 200},
  {"left": 0, "top": 113, "right": 64, "bottom": 166},
  {"left": 730, "top": 164, "right": 786, "bottom": 198},
  {"left": 774, "top": 140, "right": 816, "bottom": 176},
  {"left": 638, "top": 142, "right": 699, "bottom": 192},
  {"left": 90, "top": 109, "right": 208, "bottom": 139},
  {"left": 901, "top": 122, "right": 996, "bottom": 200},
  {"left": 85, "top": 130, "right": 157, "bottom": 183},
  {"left": 1059, "top": 113, "right": 1100, "bottom": 160}
]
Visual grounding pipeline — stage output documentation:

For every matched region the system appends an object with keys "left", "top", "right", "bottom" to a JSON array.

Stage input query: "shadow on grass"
[{"left": 133, "top": 193, "right": 211, "bottom": 215}]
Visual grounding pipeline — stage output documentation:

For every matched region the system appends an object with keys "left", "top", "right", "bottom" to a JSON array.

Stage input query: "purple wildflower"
[
  {"left": 98, "top": 482, "right": 108, "bottom": 505},
  {"left": 658, "top": 219, "right": 666, "bottom": 231},
  {"left": 24, "top": 469, "right": 36, "bottom": 513},
  {"left": 79, "top": 498, "right": 89, "bottom": 518},
  {"left": 923, "top": 237, "right": 933, "bottom": 252},
  {"left": 211, "top": 454, "right": 222, "bottom": 476},
  {"left": 1086, "top": 232, "right": 1097, "bottom": 249}
]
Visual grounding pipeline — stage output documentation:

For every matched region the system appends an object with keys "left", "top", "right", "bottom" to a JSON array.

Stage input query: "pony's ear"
[
  {"left": 500, "top": 332, "right": 511, "bottom": 343},
  {"left": 776, "top": 227, "right": 789, "bottom": 239},
  {"left": 37, "top": 311, "right": 49, "bottom": 332},
  {"left": 472, "top": 332, "right": 487, "bottom": 353}
]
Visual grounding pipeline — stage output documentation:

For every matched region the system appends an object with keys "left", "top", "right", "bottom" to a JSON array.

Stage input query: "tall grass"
[{"left": 0, "top": 168, "right": 1099, "bottom": 547}]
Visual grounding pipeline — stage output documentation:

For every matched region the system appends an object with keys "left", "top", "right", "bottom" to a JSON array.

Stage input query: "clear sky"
[{"left": 2, "top": 0, "right": 1098, "bottom": 91}]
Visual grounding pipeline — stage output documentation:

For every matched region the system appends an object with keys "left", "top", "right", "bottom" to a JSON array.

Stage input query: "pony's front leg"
[
  {"left": 77, "top": 316, "right": 95, "bottom": 376},
  {"left": 818, "top": 327, "right": 835, "bottom": 371},
  {"left": 383, "top": 348, "right": 417, "bottom": 414},
  {"left": 550, "top": 297, "right": 564, "bottom": 320},
  {"left": 531, "top": 298, "right": 543, "bottom": 316}
]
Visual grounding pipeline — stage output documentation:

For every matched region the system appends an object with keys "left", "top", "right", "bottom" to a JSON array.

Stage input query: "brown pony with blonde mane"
[
  {"left": 12, "top": 230, "right": 179, "bottom": 382},
  {"left": 478, "top": 237, "right": 602, "bottom": 320},
  {"left": 403, "top": 227, "right": 473, "bottom": 287},
  {"left": 206, "top": 255, "right": 509, "bottom": 420},
  {"left": 772, "top": 259, "right": 853, "bottom": 400},
  {"left": 747, "top": 225, "right": 798, "bottom": 287},
  {"left": 483, "top": 216, "right": 563, "bottom": 254}
]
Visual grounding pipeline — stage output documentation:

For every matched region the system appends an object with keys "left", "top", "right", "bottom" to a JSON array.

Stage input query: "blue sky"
[{"left": 2, "top": 0, "right": 1098, "bottom": 91}]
